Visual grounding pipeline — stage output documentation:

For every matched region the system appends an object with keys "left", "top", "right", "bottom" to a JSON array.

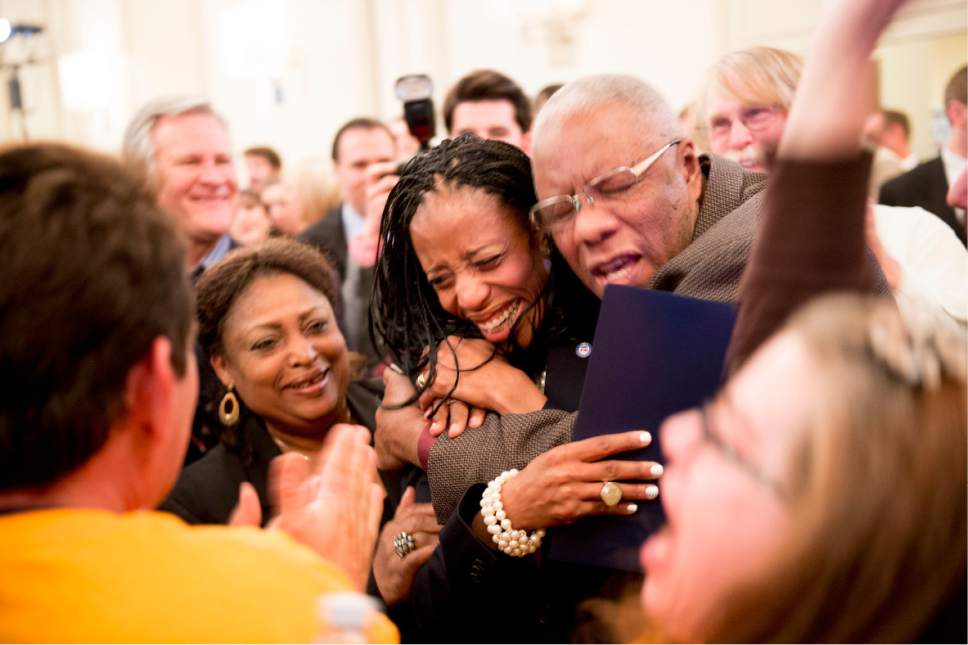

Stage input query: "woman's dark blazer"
[{"left": 161, "top": 379, "right": 384, "bottom": 525}]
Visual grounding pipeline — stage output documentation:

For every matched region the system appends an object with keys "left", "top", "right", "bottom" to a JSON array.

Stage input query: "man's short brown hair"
[
  {"left": 330, "top": 117, "right": 393, "bottom": 162},
  {"left": 243, "top": 146, "right": 282, "bottom": 170},
  {"left": 0, "top": 143, "right": 193, "bottom": 490},
  {"left": 443, "top": 69, "right": 532, "bottom": 134},
  {"left": 881, "top": 109, "right": 910, "bottom": 139},
  {"left": 944, "top": 64, "right": 967, "bottom": 107}
]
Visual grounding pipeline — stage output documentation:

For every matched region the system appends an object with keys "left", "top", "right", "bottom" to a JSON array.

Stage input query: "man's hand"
[
  {"left": 373, "top": 487, "right": 440, "bottom": 606},
  {"left": 374, "top": 366, "right": 427, "bottom": 469},
  {"left": 347, "top": 161, "right": 401, "bottom": 268},
  {"left": 267, "top": 424, "right": 385, "bottom": 591}
]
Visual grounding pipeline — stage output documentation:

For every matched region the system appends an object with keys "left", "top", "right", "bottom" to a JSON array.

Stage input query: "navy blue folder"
[{"left": 548, "top": 284, "right": 736, "bottom": 572}]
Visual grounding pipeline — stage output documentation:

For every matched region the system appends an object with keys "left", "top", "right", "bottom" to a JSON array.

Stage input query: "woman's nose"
[
  {"left": 455, "top": 274, "right": 489, "bottom": 312},
  {"left": 728, "top": 120, "right": 754, "bottom": 150},
  {"left": 288, "top": 335, "right": 319, "bottom": 365},
  {"left": 660, "top": 409, "right": 704, "bottom": 465}
]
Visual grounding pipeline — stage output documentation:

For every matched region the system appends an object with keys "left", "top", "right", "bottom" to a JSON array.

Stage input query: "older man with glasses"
[{"left": 390, "top": 74, "right": 850, "bottom": 520}]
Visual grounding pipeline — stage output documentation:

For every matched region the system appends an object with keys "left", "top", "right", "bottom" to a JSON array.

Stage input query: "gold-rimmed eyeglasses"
[{"left": 529, "top": 138, "right": 682, "bottom": 232}]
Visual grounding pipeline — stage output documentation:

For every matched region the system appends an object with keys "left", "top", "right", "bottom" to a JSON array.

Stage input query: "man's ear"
[
  {"left": 123, "top": 337, "right": 175, "bottom": 442},
  {"left": 520, "top": 130, "right": 533, "bottom": 157},
  {"left": 947, "top": 99, "right": 967, "bottom": 128},
  {"left": 677, "top": 138, "right": 703, "bottom": 201}
]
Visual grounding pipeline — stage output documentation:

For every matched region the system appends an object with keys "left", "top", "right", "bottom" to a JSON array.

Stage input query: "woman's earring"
[{"left": 218, "top": 385, "right": 240, "bottom": 427}]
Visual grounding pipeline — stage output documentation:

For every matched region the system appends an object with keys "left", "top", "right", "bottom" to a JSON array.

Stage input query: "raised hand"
[{"left": 267, "top": 424, "right": 385, "bottom": 590}]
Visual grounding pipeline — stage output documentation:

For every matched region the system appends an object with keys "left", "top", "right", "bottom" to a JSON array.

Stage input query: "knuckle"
[{"left": 601, "top": 463, "right": 618, "bottom": 480}]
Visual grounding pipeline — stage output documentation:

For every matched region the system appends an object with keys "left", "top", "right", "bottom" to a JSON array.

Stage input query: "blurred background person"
[
  {"left": 880, "top": 64, "right": 967, "bottom": 245},
  {"left": 879, "top": 108, "right": 918, "bottom": 170},
  {"left": 229, "top": 189, "right": 273, "bottom": 246},
  {"left": 301, "top": 117, "right": 397, "bottom": 371},
  {"left": 243, "top": 145, "right": 282, "bottom": 193},
  {"left": 533, "top": 82, "right": 563, "bottom": 116},
  {"left": 261, "top": 177, "right": 309, "bottom": 237},
  {"left": 388, "top": 116, "right": 421, "bottom": 160},
  {"left": 443, "top": 69, "right": 532, "bottom": 152}
]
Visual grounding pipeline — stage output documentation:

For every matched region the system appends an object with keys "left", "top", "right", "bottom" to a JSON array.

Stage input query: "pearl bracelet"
[{"left": 479, "top": 468, "right": 545, "bottom": 557}]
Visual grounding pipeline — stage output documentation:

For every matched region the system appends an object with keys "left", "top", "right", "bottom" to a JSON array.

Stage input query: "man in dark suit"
[
  {"left": 301, "top": 118, "right": 396, "bottom": 369},
  {"left": 880, "top": 65, "right": 966, "bottom": 245},
  {"left": 122, "top": 96, "right": 240, "bottom": 463}
]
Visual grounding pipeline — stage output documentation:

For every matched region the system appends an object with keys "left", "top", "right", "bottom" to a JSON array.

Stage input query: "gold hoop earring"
[{"left": 218, "top": 385, "right": 240, "bottom": 427}]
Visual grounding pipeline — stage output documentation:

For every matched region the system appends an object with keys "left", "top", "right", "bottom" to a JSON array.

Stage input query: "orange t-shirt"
[{"left": 0, "top": 508, "right": 397, "bottom": 643}]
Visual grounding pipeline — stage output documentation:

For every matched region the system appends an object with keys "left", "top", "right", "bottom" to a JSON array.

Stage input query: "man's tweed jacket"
[{"left": 427, "top": 155, "right": 767, "bottom": 520}]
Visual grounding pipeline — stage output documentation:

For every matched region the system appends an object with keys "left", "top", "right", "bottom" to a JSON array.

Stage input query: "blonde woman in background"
[{"left": 261, "top": 160, "right": 341, "bottom": 237}]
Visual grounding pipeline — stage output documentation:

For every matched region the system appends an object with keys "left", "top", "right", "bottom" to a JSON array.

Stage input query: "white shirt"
[
  {"left": 874, "top": 204, "right": 968, "bottom": 327},
  {"left": 340, "top": 202, "right": 366, "bottom": 242}
]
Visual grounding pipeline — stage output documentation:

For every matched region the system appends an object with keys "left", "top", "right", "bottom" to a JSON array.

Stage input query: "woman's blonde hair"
[
  {"left": 290, "top": 158, "right": 341, "bottom": 226},
  {"left": 697, "top": 46, "right": 803, "bottom": 140},
  {"left": 705, "top": 294, "right": 966, "bottom": 642},
  {"left": 264, "top": 160, "right": 341, "bottom": 233}
]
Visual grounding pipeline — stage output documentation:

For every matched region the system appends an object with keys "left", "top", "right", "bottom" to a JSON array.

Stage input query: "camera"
[{"left": 395, "top": 74, "right": 436, "bottom": 151}]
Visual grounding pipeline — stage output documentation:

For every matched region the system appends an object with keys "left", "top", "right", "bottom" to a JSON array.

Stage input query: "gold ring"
[
  {"left": 600, "top": 481, "right": 623, "bottom": 507},
  {"left": 415, "top": 372, "right": 428, "bottom": 389}
]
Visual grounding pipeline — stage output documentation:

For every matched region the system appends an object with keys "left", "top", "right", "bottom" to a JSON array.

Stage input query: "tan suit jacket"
[{"left": 428, "top": 155, "right": 767, "bottom": 520}]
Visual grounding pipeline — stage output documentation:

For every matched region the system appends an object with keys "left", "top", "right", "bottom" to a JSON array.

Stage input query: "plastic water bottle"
[{"left": 314, "top": 592, "right": 381, "bottom": 643}]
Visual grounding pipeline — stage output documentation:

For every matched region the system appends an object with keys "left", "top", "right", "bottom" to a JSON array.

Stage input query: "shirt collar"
[
  {"left": 340, "top": 202, "right": 366, "bottom": 241},
  {"left": 193, "top": 234, "right": 232, "bottom": 276},
  {"left": 941, "top": 146, "right": 966, "bottom": 188}
]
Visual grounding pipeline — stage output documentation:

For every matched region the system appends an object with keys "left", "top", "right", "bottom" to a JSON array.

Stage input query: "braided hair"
[{"left": 370, "top": 135, "right": 571, "bottom": 401}]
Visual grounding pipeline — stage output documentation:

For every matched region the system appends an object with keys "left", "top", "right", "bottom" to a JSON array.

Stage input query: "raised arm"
[{"left": 725, "top": 0, "right": 905, "bottom": 373}]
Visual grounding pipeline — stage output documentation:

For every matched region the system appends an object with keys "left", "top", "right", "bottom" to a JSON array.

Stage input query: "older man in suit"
[{"left": 880, "top": 65, "right": 967, "bottom": 245}]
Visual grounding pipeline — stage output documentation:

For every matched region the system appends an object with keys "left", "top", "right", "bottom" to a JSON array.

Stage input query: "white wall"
[
  {"left": 0, "top": 0, "right": 963, "bottom": 172},
  {"left": 437, "top": 0, "right": 721, "bottom": 111}
]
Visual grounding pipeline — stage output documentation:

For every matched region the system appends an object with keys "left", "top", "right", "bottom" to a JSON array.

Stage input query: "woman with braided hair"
[{"left": 371, "top": 134, "right": 601, "bottom": 429}]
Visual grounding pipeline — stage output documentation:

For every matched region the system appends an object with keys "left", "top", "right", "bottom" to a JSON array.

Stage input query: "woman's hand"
[
  {"left": 417, "top": 336, "right": 547, "bottom": 417},
  {"left": 267, "top": 424, "right": 385, "bottom": 591},
  {"left": 373, "top": 487, "right": 441, "bottom": 606},
  {"left": 497, "top": 430, "right": 661, "bottom": 530},
  {"left": 424, "top": 399, "right": 487, "bottom": 439}
]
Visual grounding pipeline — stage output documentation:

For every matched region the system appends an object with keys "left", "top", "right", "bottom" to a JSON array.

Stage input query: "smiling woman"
[
  {"left": 161, "top": 239, "right": 377, "bottom": 524},
  {"left": 371, "top": 134, "right": 600, "bottom": 419}
]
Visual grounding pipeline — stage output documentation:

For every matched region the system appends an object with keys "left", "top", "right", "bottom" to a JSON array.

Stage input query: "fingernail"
[
  {"left": 626, "top": 503, "right": 638, "bottom": 513},
  {"left": 449, "top": 423, "right": 460, "bottom": 436},
  {"left": 431, "top": 421, "right": 441, "bottom": 432},
  {"left": 650, "top": 463, "right": 664, "bottom": 477},
  {"left": 645, "top": 484, "right": 659, "bottom": 499},
  {"left": 639, "top": 431, "right": 652, "bottom": 445}
]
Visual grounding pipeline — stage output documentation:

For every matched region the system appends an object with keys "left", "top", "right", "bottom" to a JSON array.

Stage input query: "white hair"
[
  {"left": 532, "top": 74, "right": 682, "bottom": 152},
  {"left": 121, "top": 95, "right": 229, "bottom": 181}
]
